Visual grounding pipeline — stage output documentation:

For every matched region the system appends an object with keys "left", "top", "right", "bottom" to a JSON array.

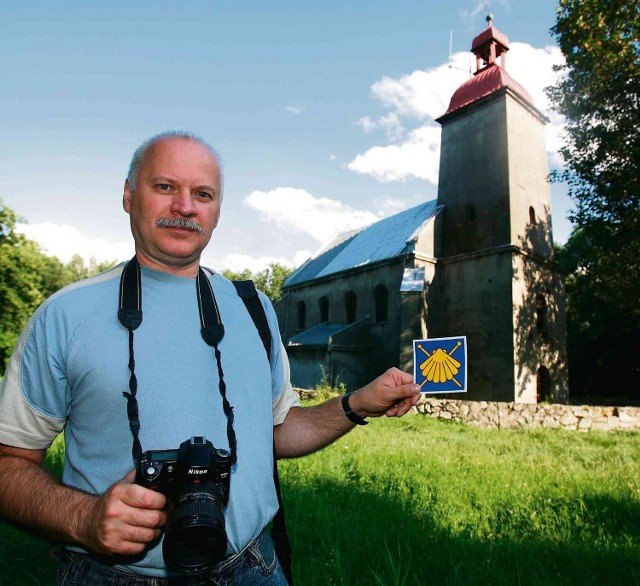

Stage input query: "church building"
[{"left": 275, "top": 18, "right": 569, "bottom": 403}]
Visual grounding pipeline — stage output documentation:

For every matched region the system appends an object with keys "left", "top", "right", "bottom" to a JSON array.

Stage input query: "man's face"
[{"left": 123, "top": 137, "right": 222, "bottom": 276}]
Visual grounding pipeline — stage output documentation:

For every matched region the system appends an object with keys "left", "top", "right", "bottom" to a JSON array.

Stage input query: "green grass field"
[{"left": 1, "top": 416, "right": 639, "bottom": 585}]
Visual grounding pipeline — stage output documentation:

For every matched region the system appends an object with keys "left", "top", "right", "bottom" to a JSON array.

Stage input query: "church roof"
[
  {"left": 471, "top": 25, "right": 510, "bottom": 53},
  {"left": 287, "top": 317, "right": 369, "bottom": 347},
  {"left": 284, "top": 199, "right": 441, "bottom": 287},
  {"left": 444, "top": 63, "right": 534, "bottom": 116}
]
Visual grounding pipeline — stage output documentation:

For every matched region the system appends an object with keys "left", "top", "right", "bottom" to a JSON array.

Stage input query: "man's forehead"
[{"left": 142, "top": 137, "right": 220, "bottom": 173}]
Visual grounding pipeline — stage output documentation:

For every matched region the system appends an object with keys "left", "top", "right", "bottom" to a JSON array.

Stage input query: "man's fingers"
[
  {"left": 124, "top": 524, "right": 163, "bottom": 545},
  {"left": 121, "top": 469, "right": 137, "bottom": 484},
  {"left": 382, "top": 382, "right": 420, "bottom": 406},
  {"left": 105, "top": 485, "right": 167, "bottom": 529},
  {"left": 111, "top": 482, "right": 166, "bottom": 511},
  {"left": 385, "top": 367, "right": 415, "bottom": 386},
  {"left": 386, "top": 392, "right": 420, "bottom": 418},
  {"left": 397, "top": 382, "right": 421, "bottom": 397}
]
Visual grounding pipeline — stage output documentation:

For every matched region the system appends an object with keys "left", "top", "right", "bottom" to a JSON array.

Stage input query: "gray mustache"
[{"left": 155, "top": 217, "right": 205, "bottom": 234}]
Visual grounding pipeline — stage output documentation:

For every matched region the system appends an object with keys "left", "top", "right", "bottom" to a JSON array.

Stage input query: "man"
[{"left": 0, "top": 131, "right": 421, "bottom": 585}]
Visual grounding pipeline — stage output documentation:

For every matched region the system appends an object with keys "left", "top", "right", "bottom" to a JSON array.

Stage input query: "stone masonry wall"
[
  {"left": 294, "top": 388, "right": 640, "bottom": 432},
  {"left": 414, "top": 397, "right": 640, "bottom": 432}
]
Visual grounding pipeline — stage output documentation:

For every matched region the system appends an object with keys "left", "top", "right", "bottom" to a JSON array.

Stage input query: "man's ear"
[{"left": 123, "top": 180, "right": 132, "bottom": 213}]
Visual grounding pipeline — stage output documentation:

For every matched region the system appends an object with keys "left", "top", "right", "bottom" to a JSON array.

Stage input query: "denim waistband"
[{"left": 55, "top": 531, "right": 266, "bottom": 586}]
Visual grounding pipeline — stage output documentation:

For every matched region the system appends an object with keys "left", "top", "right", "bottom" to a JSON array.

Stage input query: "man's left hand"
[{"left": 347, "top": 367, "right": 421, "bottom": 419}]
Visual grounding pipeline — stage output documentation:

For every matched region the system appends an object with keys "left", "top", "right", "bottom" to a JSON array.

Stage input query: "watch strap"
[{"left": 341, "top": 392, "right": 368, "bottom": 426}]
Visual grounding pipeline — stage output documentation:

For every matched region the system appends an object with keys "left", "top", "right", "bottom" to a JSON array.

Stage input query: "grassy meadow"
[{"left": 1, "top": 415, "right": 639, "bottom": 585}]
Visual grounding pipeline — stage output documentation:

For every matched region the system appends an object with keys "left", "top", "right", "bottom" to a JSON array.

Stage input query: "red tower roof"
[
  {"left": 443, "top": 19, "right": 534, "bottom": 117},
  {"left": 445, "top": 65, "right": 534, "bottom": 115},
  {"left": 471, "top": 25, "right": 510, "bottom": 55}
]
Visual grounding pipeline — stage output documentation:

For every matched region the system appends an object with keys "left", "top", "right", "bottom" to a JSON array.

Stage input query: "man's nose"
[{"left": 170, "top": 190, "right": 197, "bottom": 216}]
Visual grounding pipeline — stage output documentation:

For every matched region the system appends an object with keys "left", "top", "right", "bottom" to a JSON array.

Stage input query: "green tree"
[
  {"left": 548, "top": 0, "right": 640, "bottom": 317},
  {"left": 221, "top": 262, "right": 292, "bottom": 304},
  {"left": 555, "top": 231, "right": 639, "bottom": 402},
  {"left": 0, "top": 201, "right": 117, "bottom": 372},
  {"left": 0, "top": 204, "right": 64, "bottom": 369},
  {"left": 64, "top": 254, "right": 117, "bottom": 282},
  {"left": 548, "top": 0, "right": 640, "bottom": 400}
]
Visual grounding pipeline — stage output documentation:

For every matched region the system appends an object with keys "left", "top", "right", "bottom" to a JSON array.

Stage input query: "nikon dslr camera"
[{"left": 135, "top": 436, "right": 232, "bottom": 574}]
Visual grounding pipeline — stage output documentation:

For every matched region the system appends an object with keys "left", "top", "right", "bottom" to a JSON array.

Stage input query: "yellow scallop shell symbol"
[{"left": 418, "top": 341, "right": 462, "bottom": 388}]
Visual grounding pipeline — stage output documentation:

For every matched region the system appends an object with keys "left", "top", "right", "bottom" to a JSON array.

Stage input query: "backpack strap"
[
  {"left": 232, "top": 280, "right": 294, "bottom": 585},
  {"left": 232, "top": 280, "right": 272, "bottom": 361}
]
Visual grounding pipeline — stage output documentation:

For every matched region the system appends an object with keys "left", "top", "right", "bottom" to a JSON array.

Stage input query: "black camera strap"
[
  {"left": 118, "top": 257, "right": 237, "bottom": 465},
  {"left": 118, "top": 258, "right": 143, "bottom": 462}
]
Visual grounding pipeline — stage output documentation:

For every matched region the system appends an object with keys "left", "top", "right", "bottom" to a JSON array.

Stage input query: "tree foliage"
[
  {"left": 555, "top": 232, "right": 639, "bottom": 401},
  {"left": 0, "top": 201, "right": 116, "bottom": 372},
  {"left": 548, "top": 0, "right": 640, "bottom": 317},
  {"left": 221, "top": 262, "right": 293, "bottom": 304},
  {"left": 548, "top": 0, "right": 640, "bottom": 400}
]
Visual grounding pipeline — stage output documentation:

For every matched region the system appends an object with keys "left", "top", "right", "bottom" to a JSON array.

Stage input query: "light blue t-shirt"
[{"left": 0, "top": 263, "right": 297, "bottom": 576}]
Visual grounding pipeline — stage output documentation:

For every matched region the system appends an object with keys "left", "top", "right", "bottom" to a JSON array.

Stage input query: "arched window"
[
  {"left": 297, "top": 301, "right": 306, "bottom": 331},
  {"left": 465, "top": 204, "right": 476, "bottom": 223},
  {"left": 536, "top": 366, "right": 551, "bottom": 403},
  {"left": 373, "top": 285, "right": 388, "bottom": 322},
  {"left": 319, "top": 296, "right": 329, "bottom": 323},
  {"left": 529, "top": 206, "right": 537, "bottom": 225},
  {"left": 535, "top": 294, "right": 548, "bottom": 342},
  {"left": 344, "top": 291, "right": 357, "bottom": 324}
]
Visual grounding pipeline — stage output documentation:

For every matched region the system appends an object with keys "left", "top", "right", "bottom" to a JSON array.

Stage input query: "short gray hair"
[{"left": 126, "top": 130, "right": 223, "bottom": 193}]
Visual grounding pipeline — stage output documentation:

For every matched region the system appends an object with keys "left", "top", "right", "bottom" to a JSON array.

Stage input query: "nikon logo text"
[{"left": 188, "top": 469, "right": 207, "bottom": 475}]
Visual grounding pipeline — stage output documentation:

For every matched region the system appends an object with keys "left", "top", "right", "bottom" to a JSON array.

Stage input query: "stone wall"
[{"left": 414, "top": 397, "right": 640, "bottom": 432}]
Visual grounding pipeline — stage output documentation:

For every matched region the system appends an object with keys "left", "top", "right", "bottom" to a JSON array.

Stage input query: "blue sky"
[{"left": 1, "top": 0, "right": 571, "bottom": 272}]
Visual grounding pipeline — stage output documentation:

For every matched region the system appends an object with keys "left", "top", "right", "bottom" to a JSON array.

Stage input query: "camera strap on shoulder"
[
  {"left": 118, "top": 257, "right": 237, "bottom": 465},
  {"left": 118, "top": 258, "right": 143, "bottom": 462},
  {"left": 232, "top": 280, "right": 294, "bottom": 586}
]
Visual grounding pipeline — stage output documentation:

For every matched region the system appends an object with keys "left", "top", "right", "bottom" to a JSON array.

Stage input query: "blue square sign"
[{"left": 413, "top": 336, "right": 467, "bottom": 394}]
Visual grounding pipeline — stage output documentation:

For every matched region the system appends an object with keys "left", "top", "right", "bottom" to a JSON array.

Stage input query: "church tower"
[{"left": 429, "top": 16, "right": 568, "bottom": 403}]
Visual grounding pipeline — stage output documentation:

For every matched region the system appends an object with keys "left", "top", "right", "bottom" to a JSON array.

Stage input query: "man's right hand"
[
  {"left": 80, "top": 470, "right": 167, "bottom": 556},
  {"left": 0, "top": 445, "right": 167, "bottom": 558}
]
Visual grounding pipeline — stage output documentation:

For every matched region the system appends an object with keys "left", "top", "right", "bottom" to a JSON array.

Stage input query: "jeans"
[{"left": 56, "top": 531, "right": 289, "bottom": 586}]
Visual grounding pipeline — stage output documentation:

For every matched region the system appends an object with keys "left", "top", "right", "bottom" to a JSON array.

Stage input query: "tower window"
[
  {"left": 344, "top": 291, "right": 357, "bottom": 324},
  {"left": 297, "top": 301, "right": 306, "bottom": 331},
  {"left": 373, "top": 285, "right": 388, "bottom": 322},
  {"left": 319, "top": 296, "right": 329, "bottom": 323},
  {"left": 535, "top": 294, "right": 548, "bottom": 342},
  {"left": 529, "top": 206, "right": 537, "bottom": 225},
  {"left": 465, "top": 204, "right": 476, "bottom": 223}
]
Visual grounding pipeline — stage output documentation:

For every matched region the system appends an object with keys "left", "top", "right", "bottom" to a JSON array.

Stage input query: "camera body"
[
  {"left": 135, "top": 436, "right": 232, "bottom": 574},
  {"left": 135, "top": 435, "right": 231, "bottom": 499}
]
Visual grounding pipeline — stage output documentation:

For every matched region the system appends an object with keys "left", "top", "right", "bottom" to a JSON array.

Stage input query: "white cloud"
[
  {"left": 348, "top": 42, "right": 566, "bottom": 184},
  {"left": 217, "top": 253, "right": 288, "bottom": 273},
  {"left": 369, "top": 52, "right": 472, "bottom": 121},
  {"left": 348, "top": 125, "right": 441, "bottom": 183},
  {"left": 17, "top": 223, "right": 132, "bottom": 264},
  {"left": 460, "top": 0, "right": 512, "bottom": 25},
  {"left": 508, "top": 43, "right": 565, "bottom": 113},
  {"left": 373, "top": 195, "right": 421, "bottom": 216},
  {"left": 357, "top": 116, "right": 377, "bottom": 133},
  {"left": 244, "top": 187, "right": 379, "bottom": 242},
  {"left": 285, "top": 105, "right": 304, "bottom": 115},
  {"left": 203, "top": 249, "right": 312, "bottom": 274},
  {"left": 293, "top": 249, "right": 312, "bottom": 267},
  {"left": 356, "top": 112, "right": 405, "bottom": 141}
]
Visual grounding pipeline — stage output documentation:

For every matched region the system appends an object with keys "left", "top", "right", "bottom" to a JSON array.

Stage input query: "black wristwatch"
[{"left": 341, "top": 392, "right": 368, "bottom": 426}]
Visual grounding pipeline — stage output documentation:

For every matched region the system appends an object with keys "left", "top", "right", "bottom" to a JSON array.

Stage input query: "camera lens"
[{"left": 162, "top": 481, "right": 227, "bottom": 574}]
